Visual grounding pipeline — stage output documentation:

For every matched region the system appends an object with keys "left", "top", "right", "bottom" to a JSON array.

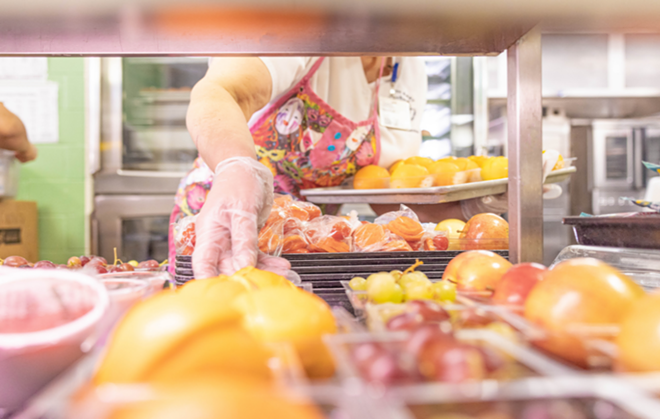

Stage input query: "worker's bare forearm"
[
  {"left": 187, "top": 81, "right": 257, "bottom": 170},
  {"left": 186, "top": 57, "right": 272, "bottom": 171}
]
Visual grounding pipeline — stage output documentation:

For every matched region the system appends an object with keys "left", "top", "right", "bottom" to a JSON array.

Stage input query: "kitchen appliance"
[
  {"left": 92, "top": 57, "right": 208, "bottom": 262},
  {"left": 591, "top": 119, "right": 660, "bottom": 214}
]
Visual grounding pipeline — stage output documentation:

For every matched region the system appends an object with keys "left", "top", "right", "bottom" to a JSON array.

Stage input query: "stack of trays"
[
  {"left": 283, "top": 250, "right": 508, "bottom": 314},
  {"left": 175, "top": 251, "right": 509, "bottom": 313},
  {"left": 175, "top": 251, "right": 508, "bottom": 312},
  {"left": 174, "top": 256, "right": 194, "bottom": 286}
]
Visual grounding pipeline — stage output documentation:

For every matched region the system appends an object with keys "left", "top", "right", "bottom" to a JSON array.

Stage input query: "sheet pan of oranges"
[{"left": 302, "top": 153, "right": 575, "bottom": 204}]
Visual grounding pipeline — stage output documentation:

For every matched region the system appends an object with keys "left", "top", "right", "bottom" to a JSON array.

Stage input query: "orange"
[
  {"left": 390, "top": 164, "right": 431, "bottom": 188},
  {"left": 233, "top": 287, "right": 337, "bottom": 379},
  {"left": 404, "top": 156, "right": 434, "bottom": 169},
  {"left": 427, "top": 161, "right": 462, "bottom": 186},
  {"left": 617, "top": 293, "right": 660, "bottom": 372},
  {"left": 94, "top": 290, "right": 272, "bottom": 384},
  {"left": 454, "top": 158, "right": 479, "bottom": 171},
  {"left": 468, "top": 155, "right": 491, "bottom": 168},
  {"left": 437, "top": 156, "right": 457, "bottom": 163},
  {"left": 106, "top": 374, "right": 325, "bottom": 419},
  {"left": 525, "top": 258, "right": 644, "bottom": 367},
  {"left": 543, "top": 150, "right": 565, "bottom": 171},
  {"left": 481, "top": 156, "right": 508, "bottom": 181},
  {"left": 230, "top": 266, "right": 296, "bottom": 290},
  {"left": 388, "top": 159, "right": 406, "bottom": 175},
  {"left": 353, "top": 165, "right": 390, "bottom": 189}
]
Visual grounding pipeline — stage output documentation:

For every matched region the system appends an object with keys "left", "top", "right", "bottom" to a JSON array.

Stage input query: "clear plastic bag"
[{"left": 173, "top": 215, "right": 197, "bottom": 256}]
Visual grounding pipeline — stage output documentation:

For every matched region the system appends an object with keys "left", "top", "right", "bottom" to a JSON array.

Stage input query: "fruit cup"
[{"left": 324, "top": 328, "right": 571, "bottom": 389}]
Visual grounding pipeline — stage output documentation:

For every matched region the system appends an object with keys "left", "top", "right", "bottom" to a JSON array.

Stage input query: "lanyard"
[{"left": 389, "top": 61, "right": 400, "bottom": 96}]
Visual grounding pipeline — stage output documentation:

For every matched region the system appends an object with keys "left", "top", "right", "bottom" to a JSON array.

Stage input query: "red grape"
[
  {"left": 67, "top": 256, "right": 82, "bottom": 268},
  {"left": 87, "top": 258, "right": 107, "bottom": 268},
  {"left": 433, "top": 235, "right": 449, "bottom": 251},
  {"left": 3, "top": 256, "right": 29, "bottom": 267},
  {"left": 137, "top": 260, "right": 160, "bottom": 270},
  {"left": 80, "top": 256, "right": 91, "bottom": 266},
  {"left": 386, "top": 312, "right": 424, "bottom": 332},
  {"left": 407, "top": 300, "right": 451, "bottom": 323},
  {"left": 404, "top": 324, "right": 454, "bottom": 357},
  {"left": 34, "top": 260, "right": 56, "bottom": 269},
  {"left": 117, "top": 263, "right": 134, "bottom": 272}
]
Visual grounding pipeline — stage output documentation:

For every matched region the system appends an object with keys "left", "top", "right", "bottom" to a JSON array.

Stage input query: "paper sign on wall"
[
  {"left": 0, "top": 58, "right": 48, "bottom": 80},
  {"left": 0, "top": 81, "right": 59, "bottom": 144}
]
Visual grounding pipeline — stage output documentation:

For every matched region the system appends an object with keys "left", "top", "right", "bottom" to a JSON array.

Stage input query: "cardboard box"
[{"left": 0, "top": 200, "right": 38, "bottom": 262}]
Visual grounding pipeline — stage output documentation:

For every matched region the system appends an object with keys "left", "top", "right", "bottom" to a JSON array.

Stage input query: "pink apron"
[{"left": 168, "top": 57, "right": 384, "bottom": 268}]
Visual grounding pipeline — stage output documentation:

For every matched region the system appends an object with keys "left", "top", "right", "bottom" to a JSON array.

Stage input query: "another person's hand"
[
  {"left": 193, "top": 157, "right": 278, "bottom": 278},
  {"left": 14, "top": 143, "right": 37, "bottom": 163}
]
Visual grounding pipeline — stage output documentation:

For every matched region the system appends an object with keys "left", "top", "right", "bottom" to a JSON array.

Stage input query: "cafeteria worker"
[
  {"left": 173, "top": 57, "right": 506, "bottom": 279},
  {"left": 0, "top": 103, "right": 37, "bottom": 163}
]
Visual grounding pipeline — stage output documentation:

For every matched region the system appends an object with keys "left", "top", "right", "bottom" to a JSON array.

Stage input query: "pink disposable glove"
[
  {"left": 193, "top": 157, "right": 290, "bottom": 278},
  {"left": 460, "top": 150, "right": 564, "bottom": 219}
]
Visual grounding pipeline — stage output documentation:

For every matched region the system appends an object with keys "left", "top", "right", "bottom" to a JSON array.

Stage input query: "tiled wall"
[{"left": 16, "top": 58, "right": 86, "bottom": 263}]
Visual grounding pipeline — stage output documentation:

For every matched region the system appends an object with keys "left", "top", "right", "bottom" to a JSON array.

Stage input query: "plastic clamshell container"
[
  {"left": 0, "top": 150, "right": 19, "bottom": 197},
  {"left": 364, "top": 301, "right": 545, "bottom": 341},
  {"left": 563, "top": 212, "right": 660, "bottom": 250},
  {"left": 325, "top": 328, "right": 574, "bottom": 391},
  {"left": 384, "top": 375, "right": 660, "bottom": 419},
  {"left": 22, "top": 342, "right": 310, "bottom": 419},
  {"left": 447, "top": 237, "right": 508, "bottom": 251},
  {"left": 98, "top": 271, "right": 171, "bottom": 296},
  {"left": 552, "top": 245, "right": 660, "bottom": 291},
  {"left": 0, "top": 269, "right": 109, "bottom": 411}
]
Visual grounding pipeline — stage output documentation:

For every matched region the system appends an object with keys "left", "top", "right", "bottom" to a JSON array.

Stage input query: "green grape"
[
  {"left": 399, "top": 271, "right": 431, "bottom": 289},
  {"left": 404, "top": 282, "right": 433, "bottom": 301},
  {"left": 366, "top": 272, "right": 396, "bottom": 287},
  {"left": 349, "top": 276, "right": 367, "bottom": 291},
  {"left": 367, "top": 278, "right": 403, "bottom": 304},
  {"left": 432, "top": 280, "right": 457, "bottom": 303},
  {"left": 390, "top": 270, "right": 403, "bottom": 281}
]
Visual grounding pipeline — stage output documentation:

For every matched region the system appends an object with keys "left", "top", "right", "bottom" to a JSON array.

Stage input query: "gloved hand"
[
  {"left": 193, "top": 157, "right": 277, "bottom": 278},
  {"left": 460, "top": 150, "right": 564, "bottom": 219}
]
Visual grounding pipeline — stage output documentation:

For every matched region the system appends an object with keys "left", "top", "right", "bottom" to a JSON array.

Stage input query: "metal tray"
[
  {"left": 301, "top": 167, "right": 576, "bottom": 204},
  {"left": 563, "top": 212, "right": 660, "bottom": 250}
]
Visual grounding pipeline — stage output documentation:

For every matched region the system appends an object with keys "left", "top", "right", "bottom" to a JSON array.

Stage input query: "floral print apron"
[{"left": 168, "top": 57, "right": 384, "bottom": 268}]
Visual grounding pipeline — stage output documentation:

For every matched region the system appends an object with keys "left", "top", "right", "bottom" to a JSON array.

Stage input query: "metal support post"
[{"left": 507, "top": 27, "right": 543, "bottom": 264}]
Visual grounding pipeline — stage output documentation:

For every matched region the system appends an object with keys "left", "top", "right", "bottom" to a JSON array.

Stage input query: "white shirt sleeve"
[
  {"left": 258, "top": 57, "right": 314, "bottom": 102},
  {"left": 377, "top": 57, "right": 428, "bottom": 168}
]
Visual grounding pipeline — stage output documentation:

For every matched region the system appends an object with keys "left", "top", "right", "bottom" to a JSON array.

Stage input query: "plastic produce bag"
[{"left": 173, "top": 215, "right": 197, "bottom": 256}]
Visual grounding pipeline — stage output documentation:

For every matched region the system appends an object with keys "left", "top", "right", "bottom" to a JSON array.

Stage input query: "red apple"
[
  {"left": 443, "top": 250, "right": 512, "bottom": 292},
  {"left": 524, "top": 258, "right": 645, "bottom": 367},
  {"left": 459, "top": 213, "right": 508, "bottom": 250},
  {"left": 3, "top": 255, "right": 29, "bottom": 267},
  {"left": 492, "top": 262, "right": 548, "bottom": 308}
]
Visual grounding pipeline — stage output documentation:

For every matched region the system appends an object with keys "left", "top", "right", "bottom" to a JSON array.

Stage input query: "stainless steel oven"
[
  {"left": 592, "top": 119, "right": 660, "bottom": 214},
  {"left": 92, "top": 57, "right": 208, "bottom": 261},
  {"left": 92, "top": 195, "right": 174, "bottom": 263},
  {"left": 95, "top": 57, "right": 208, "bottom": 194}
]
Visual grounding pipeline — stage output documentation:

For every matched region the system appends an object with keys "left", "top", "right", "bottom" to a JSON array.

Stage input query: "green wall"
[{"left": 16, "top": 58, "right": 86, "bottom": 263}]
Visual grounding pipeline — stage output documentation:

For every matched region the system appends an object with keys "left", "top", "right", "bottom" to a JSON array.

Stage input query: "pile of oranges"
[
  {"left": 258, "top": 196, "right": 448, "bottom": 255},
  {"left": 354, "top": 155, "right": 507, "bottom": 190}
]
